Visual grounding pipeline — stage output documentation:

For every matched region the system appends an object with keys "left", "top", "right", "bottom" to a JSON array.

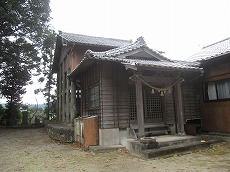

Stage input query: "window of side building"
[{"left": 203, "top": 78, "right": 230, "bottom": 101}]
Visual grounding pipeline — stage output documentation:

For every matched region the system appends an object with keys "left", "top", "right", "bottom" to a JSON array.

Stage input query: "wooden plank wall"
[
  {"left": 80, "top": 61, "right": 129, "bottom": 129},
  {"left": 202, "top": 101, "right": 230, "bottom": 132},
  {"left": 80, "top": 62, "right": 101, "bottom": 119},
  {"left": 100, "top": 62, "right": 129, "bottom": 129}
]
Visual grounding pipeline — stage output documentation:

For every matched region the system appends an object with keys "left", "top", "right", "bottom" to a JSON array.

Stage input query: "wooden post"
[
  {"left": 175, "top": 82, "right": 185, "bottom": 135},
  {"left": 66, "top": 79, "right": 70, "bottom": 123},
  {"left": 57, "top": 70, "right": 62, "bottom": 122},
  {"left": 70, "top": 80, "right": 77, "bottom": 123},
  {"left": 62, "top": 65, "right": 65, "bottom": 122},
  {"left": 135, "top": 77, "right": 145, "bottom": 138}
]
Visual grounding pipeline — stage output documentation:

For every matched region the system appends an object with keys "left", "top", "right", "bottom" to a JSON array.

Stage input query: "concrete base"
[
  {"left": 89, "top": 145, "right": 125, "bottom": 153},
  {"left": 121, "top": 135, "right": 222, "bottom": 159},
  {"left": 99, "top": 128, "right": 130, "bottom": 146}
]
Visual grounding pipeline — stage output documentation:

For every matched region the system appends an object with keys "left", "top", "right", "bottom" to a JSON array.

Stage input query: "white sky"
[
  {"left": 2, "top": 0, "right": 229, "bottom": 105},
  {"left": 50, "top": 0, "right": 230, "bottom": 59}
]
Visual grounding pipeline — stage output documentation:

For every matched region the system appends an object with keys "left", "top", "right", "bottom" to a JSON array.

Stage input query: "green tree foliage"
[
  {"left": 0, "top": 0, "right": 51, "bottom": 43},
  {"left": 0, "top": 0, "right": 52, "bottom": 126},
  {"left": 35, "top": 30, "right": 57, "bottom": 120}
]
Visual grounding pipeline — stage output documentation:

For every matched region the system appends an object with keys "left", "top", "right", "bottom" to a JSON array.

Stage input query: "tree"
[
  {"left": 0, "top": 104, "right": 6, "bottom": 125},
  {"left": 0, "top": 0, "right": 52, "bottom": 126},
  {"left": 35, "top": 30, "right": 57, "bottom": 120}
]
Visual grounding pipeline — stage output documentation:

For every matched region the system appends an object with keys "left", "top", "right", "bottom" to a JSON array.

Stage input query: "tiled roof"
[
  {"left": 188, "top": 37, "right": 230, "bottom": 62},
  {"left": 83, "top": 38, "right": 201, "bottom": 71},
  {"left": 59, "top": 31, "right": 131, "bottom": 48},
  {"left": 86, "top": 37, "right": 170, "bottom": 61},
  {"left": 85, "top": 54, "right": 200, "bottom": 70}
]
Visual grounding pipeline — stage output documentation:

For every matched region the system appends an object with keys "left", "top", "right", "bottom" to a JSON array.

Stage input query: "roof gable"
[
  {"left": 85, "top": 37, "right": 170, "bottom": 61},
  {"left": 67, "top": 36, "right": 202, "bottom": 78},
  {"left": 78, "top": 37, "right": 201, "bottom": 72},
  {"left": 188, "top": 37, "right": 230, "bottom": 62}
]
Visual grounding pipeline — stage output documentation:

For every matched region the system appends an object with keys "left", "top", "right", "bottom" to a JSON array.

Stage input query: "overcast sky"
[
  {"left": 51, "top": 0, "right": 230, "bottom": 60},
  {"left": 2, "top": 0, "right": 229, "bottom": 105}
]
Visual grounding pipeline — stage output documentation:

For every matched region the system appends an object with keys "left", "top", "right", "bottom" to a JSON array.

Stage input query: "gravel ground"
[{"left": 0, "top": 128, "right": 230, "bottom": 172}]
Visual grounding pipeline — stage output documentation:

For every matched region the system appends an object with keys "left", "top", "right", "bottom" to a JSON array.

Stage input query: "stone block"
[{"left": 99, "top": 128, "right": 120, "bottom": 146}]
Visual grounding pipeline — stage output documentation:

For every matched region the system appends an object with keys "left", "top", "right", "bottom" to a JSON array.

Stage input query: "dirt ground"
[{"left": 0, "top": 128, "right": 230, "bottom": 172}]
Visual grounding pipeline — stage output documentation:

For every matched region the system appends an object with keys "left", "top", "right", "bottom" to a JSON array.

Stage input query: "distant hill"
[
  {"left": 0, "top": 103, "right": 46, "bottom": 109},
  {"left": 29, "top": 104, "right": 46, "bottom": 109}
]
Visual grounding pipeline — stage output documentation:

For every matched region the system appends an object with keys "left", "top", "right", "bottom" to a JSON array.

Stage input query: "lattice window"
[
  {"left": 129, "top": 86, "right": 137, "bottom": 121},
  {"left": 90, "top": 85, "right": 99, "bottom": 108},
  {"left": 182, "top": 84, "right": 201, "bottom": 119},
  {"left": 146, "top": 93, "right": 163, "bottom": 121},
  {"left": 129, "top": 86, "right": 163, "bottom": 122}
]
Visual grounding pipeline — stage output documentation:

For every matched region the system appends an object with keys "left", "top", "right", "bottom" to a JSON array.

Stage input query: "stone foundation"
[
  {"left": 45, "top": 122, "right": 74, "bottom": 143},
  {"left": 99, "top": 128, "right": 129, "bottom": 146}
]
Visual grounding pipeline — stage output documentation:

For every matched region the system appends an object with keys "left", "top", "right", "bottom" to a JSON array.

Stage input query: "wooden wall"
[
  {"left": 56, "top": 44, "right": 118, "bottom": 123},
  {"left": 80, "top": 62, "right": 101, "bottom": 118},
  {"left": 201, "top": 56, "right": 230, "bottom": 133},
  {"left": 202, "top": 101, "right": 230, "bottom": 132},
  {"left": 100, "top": 62, "right": 129, "bottom": 129},
  {"left": 80, "top": 61, "right": 130, "bottom": 129},
  {"left": 78, "top": 60, "right": 203, "bottom": 131}
]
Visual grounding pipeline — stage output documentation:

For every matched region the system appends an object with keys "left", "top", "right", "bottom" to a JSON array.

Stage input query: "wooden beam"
[
  {"left": 138, "top": 75, "right": 177, "bottom": 86},
  {"left": 135, "top": 77, "right": 145, "bottom": 138},
  {"left": 175, "top": 82, "right": 185, "bottom": 135}
]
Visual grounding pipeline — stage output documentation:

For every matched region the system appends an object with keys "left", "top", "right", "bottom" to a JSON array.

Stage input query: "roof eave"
[{"left": 52, "top": 35, "right": 62, "bottom": 74}]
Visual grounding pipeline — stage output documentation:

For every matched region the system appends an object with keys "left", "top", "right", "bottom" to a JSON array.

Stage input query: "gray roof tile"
[
  {"left": 84, "top": 38, "right": 201, "bottom": 71},
  {"left": 188, "top": 37, "right": 230, "bottom": 62},
  {"left": 86, "top": 37, "right": 170, "bottom": 61},
  {"left": 59, "top": 31, "right": 131, "bottom": 47}
]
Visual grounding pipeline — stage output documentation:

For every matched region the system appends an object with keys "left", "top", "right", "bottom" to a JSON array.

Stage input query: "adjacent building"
[{"left": 189, "top": 37, "right": 230, "bottom": 133}]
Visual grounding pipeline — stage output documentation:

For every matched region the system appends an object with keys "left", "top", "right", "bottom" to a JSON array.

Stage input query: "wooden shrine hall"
[{"left": 53, "top": 32, "right": 203, "bottom": 146}]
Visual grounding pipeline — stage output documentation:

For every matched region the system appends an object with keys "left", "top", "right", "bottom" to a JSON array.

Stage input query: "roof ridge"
[
  {"left": 85, "top": 36, "right": 147, "bottom": 57},
  {"left": 202, "top": 37, "right": 230, "bottom": 49},
  {"left": 59, "top": 31, "right": 132, "bottom": 43}
]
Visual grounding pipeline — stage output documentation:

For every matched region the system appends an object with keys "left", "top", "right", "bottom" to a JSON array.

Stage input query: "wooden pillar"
[
  {"left": 61, "top": 65, "right": 65, "bottom": 122},
  {"left": 135, "top": 78, "right": 145, "bottom": 138},
  {"left": 66, "top": 79, "right": 70, "bottom": 123},
  {"left": 70, "top": 80, "right": 77, "bottom": 123},
  {"left": 57, "top": 69, "right": 61, "bottom": 122},
  {"left": 175, "top": 82, "right": 185, "bottom": 135}
]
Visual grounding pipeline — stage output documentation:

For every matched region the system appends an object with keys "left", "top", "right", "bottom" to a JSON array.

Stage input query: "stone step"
[
  {"left": 142, "top": 139, "right": 221, "bottom": 159},
  {"left": 156, "top": 135, "right": 198, "bottom": 147},
  {"left": 131, "top": 123, "right": 167, "bottom": 129},
  {"left": 136, "top": 130, "right": 168, "bottom": 136},
  {"left": 132, "top": 123, "right": 170, "bottom": 137}
]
